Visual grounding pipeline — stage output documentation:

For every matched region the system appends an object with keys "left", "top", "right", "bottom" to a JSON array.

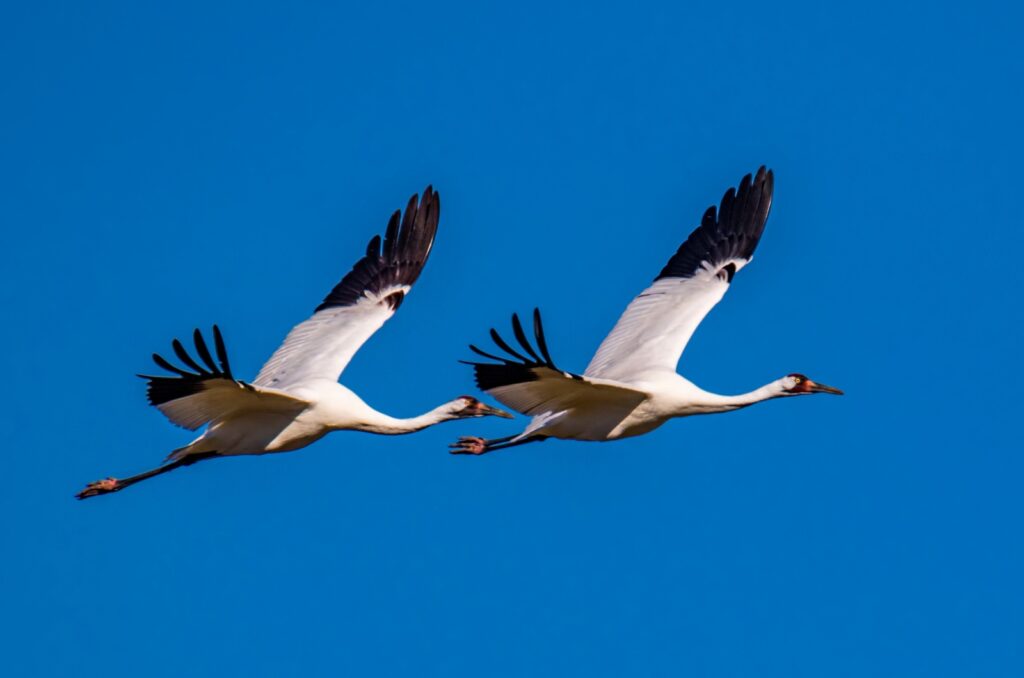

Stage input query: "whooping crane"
[
  {"left": 78, "top": 187, "right": 511, "bottom": 499},
  {"left": 451, "top": 168, "right": 841, "bottom": 456}
]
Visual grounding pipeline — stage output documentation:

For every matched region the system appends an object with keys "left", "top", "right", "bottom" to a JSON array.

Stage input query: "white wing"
[
  {"left": 254, "top": 187, "right": 440, "bottom": 391},
  {"left": 154, "top": 380, "right": 310, "bottom": 431},
  {"left": 585, "top": 167, "right": 773, "bottom": 382},
  {"left": 139, "top": 326, "right": 310, "bottom": 430},
  {"left": 465, "top": 309, "right": 648, "bottom": 417}
]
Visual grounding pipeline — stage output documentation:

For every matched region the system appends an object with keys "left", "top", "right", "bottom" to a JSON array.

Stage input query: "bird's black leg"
[
  {"left": 76, "top": 452, "right": 220, "bottom": 500},
  {"left": 449, "top": 435, "right": 547, "bottom": 456}
]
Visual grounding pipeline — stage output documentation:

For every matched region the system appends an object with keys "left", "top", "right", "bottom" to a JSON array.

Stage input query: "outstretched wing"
[
  {"left": 254, "top": 187, "right": 440, "bottom": 390},
  {"left": 585, "top": 167, "right": 774, "bottom": 382},
  {"left": 464, "top": 309, "right": 647, "bottom": 417},
  {"left": 139, "top": 326, "right": 310, "bottom": 430}
]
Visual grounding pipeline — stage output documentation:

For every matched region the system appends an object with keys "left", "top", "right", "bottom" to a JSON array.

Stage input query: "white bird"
[
  {"left": 451, "top": 167, "right": 842, "bottom": 456},
  {"left": 78, "top": 186, "right": 511, "bottom": 499}
]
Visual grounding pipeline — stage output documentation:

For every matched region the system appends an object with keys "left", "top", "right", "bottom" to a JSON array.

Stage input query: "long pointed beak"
[
  {"left": 808, "top": 381, "right": 844, "bottom": 395},
  {"left": 479, "top": 403, "right": 515, "bottom": 418}
]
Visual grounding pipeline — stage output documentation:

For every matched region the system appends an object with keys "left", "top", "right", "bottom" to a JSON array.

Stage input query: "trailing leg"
[
  {"left": 449, "top": 435, "right": 546, "bottom": 456},
  {"left": 76, "top": 452, "right": 219, "bottom": 500}
]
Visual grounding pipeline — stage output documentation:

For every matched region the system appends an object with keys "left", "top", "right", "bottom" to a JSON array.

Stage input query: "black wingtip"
[
  {"left": 655, "top": 167, "right": 775, "bottom": 282},
  {"left": 489, "top": 325, "right": 530, "bottom": 364},
  {"left": 463, "top": 309, "right": 577, "bottom": 391},
  {"left": 468, "top": 343, "right": 515, "bottom": 364},
  {"left": 511, "top": 312, "right": 542, "bottom": 363},
  {"left": 314, "top": 186, "right": 442, "bottom": 313},
  {"left": 192, "top": 328, "right": 218, "bottom": 373},
  {"left": 212, "top": 325, "right": 233, "bottom": 378},
  {"left": 141, "top": 328, "right": 237, "bottom": 407},
  {"left": 366, "top": 233, "right": 384, "bottom": 257},
  {"left": 172, "top": 338, "right": 207, "bottom": 375},
  {"left": 532, "top": 308, "right": 556, "bottom": 368}
]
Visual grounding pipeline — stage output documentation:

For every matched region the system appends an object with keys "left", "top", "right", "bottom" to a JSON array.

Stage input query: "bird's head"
[
  {"left": 451, "top": 395, "right": 514, "bottom": 419},
  {"left": 780, "top": 373, "right": 844, "bottom": 396}
]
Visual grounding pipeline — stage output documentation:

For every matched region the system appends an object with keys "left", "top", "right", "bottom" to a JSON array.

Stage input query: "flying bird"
[
  {"left": 451, "top": 167, "right": 841, "bottom": 456},
  {"left": 78, "top": 186, "right": 511, "bottom": 499}
]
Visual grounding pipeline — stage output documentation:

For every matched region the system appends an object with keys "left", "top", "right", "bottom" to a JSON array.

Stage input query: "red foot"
[
  {"left": 76, "top": 477, "right": 121, "bottom": 500},
  {"left": 449, "top": 436, "right": 487, "bottom": 455}
]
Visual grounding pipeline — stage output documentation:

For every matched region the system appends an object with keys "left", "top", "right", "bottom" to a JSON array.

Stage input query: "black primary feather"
[
  {"left": 213, "top": 325, "right": 232, "bottom": 375},
  {"left": 314, "top": 186, "right": 440, "bottom": 313},
  {"left": 655, "top": 166, "right": 773, "bottom": 282},
  {"left": 463, "top": 309, "right": 582, "bottom": 392},
  {"left": 139, "top": 326, "right": 240, "bottom": 407},
  {"left": 172, "top": 338, "right": 208, "bottom": 375},
  {"left": 192, "top": 329, "right": 219, "bottom": 373}
]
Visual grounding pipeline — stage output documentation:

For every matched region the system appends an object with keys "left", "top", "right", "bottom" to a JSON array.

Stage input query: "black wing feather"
[
  {"left": 532, "top": 307, "right": 556, "bottom": 367},
  {"left": 511, "top": 313, "right": 543, "bottom": 363},
  {"left": 192, "top": 328, "right": 219, "bottom": 373},
  {"left": 140, "top": 327, "right": 240, "bottom": 407},
  {"left": 463, "top": 310, "right": 582, "bottom": 391},
  {"left": 314, "top": 186, "right": 440, "bottom": 313},
  {"left": 489, "top": 326, "right": 531, "bottom": 364},
  {"left": 172, "top": 339, "right": 209, "bottom": 375},
  {"left": 656, "top": 166, "right": 774, "bottom": 282},
  {"left": 468, "top": 344, "right": 517, "bottom": 365},
  {"left": 151, "top": 353, "right": 193, "bottom": 378},
  {"left": 212, "top": 324, "right": 231, "bottom": 375}
]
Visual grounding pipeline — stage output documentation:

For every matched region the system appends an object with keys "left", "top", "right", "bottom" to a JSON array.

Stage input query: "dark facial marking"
[{"left": 785, "top": 373, "right": 812, "bottom": 393}]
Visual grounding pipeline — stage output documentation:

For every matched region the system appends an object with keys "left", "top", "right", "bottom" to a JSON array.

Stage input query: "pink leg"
[
  {"left": 448, "top": 435, "right": 545, "bottom": 456},
  {"left": 75, "top": 452, "right": 220, "bottom": 500}
]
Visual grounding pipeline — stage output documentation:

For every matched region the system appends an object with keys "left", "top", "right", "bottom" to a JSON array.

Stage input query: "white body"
[
  {"left": 183, "top": 381, "right": 463, "bottom": 457},
  {"left": 527, "top": 374, "right": 777, "bottom": 442}
]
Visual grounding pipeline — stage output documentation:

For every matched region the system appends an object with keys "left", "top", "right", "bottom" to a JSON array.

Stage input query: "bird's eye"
[{"left": 793, "top": 376, "right": 802, "bottom": 383}]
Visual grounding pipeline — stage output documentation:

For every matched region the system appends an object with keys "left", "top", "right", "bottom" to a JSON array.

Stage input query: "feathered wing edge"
[
  {"left": 138, "top": 325, "right": 245, "bottom": 407},
  {"left": 583, "top": 167, "right": 776, "bottom": 381},
  {"left": 138, "top": 326, "right": 309, "bottom": 430},
  {"left": 314, "top": 186, "right": 440, "bottom": 313},
  {"left": 656, "top": 166, "right": 774, "bottom": 282},
  {"left": 462, "top": 309, "right": 650, "bottom": 427},
  {"left": 251, "top": 187, "right": 441, "bottom": 389},
  {"left": 462, "top": 308, "right": 585, "bottom": 392}
]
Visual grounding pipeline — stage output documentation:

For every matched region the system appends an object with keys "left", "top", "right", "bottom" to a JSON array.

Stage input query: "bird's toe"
[
  {"left": 449, "top": 437, "right": 487, "bottom": 455},
  {"left": 75, "top": 477, "right": 120, "bottom": 500}
]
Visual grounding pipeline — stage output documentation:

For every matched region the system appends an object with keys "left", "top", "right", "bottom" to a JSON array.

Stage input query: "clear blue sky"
[{"left": 2, "top": 1, "right": 1021, "bottom": 676}]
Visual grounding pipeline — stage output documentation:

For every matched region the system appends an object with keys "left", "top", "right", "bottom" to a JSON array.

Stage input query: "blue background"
[{"left": 3, "top": 1, "right": 1021, "bottom": 675}]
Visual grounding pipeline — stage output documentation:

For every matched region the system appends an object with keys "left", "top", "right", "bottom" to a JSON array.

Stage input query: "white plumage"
[
  {"left": 452, "top": 167, "right": 842, "bottom": 456},
  {"left": 78, "top": 187, "right": 511, "bottom": 499}
]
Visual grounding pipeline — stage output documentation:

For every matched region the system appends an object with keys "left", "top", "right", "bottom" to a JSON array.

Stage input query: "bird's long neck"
[
  {"left": 357, "top": 402, "right": 458, "bottom": 435},
  {"left": 687, "top": 381, "right": 785, "bottom": 414}
]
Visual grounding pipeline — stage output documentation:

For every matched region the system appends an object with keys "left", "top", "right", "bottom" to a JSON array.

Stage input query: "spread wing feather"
[
  {"left": 585, "top": 167, "right": 773, "bottom": 382},
  {"left": 464, "top": 309, "right": 647, "bottom": 417},
  {"left": 254, "top": 187, "right": 440, "bottom": 390},
  {"left": 138, "top": 326, "right": 309, "bottom": 430}
]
